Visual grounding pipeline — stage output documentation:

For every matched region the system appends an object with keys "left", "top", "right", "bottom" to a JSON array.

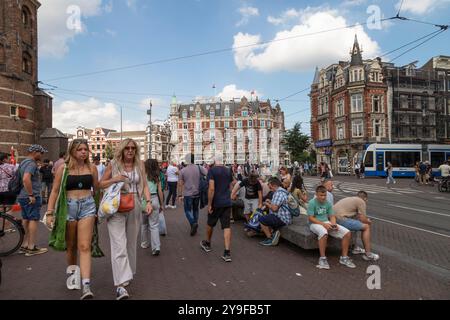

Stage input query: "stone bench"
[{"left": 280, "top": 215, "right": 354, "bottom": 250}]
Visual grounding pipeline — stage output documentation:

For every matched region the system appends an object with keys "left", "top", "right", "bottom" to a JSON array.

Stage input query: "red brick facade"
[{"left": 0, "top": 0, "right": 52, "bottom": 159}]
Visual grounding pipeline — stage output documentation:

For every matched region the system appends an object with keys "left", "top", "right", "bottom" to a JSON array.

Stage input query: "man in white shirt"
[
  {"left": 165, "top": 160, "right": 179, "bottom": 209},
  {"left": 438, "top": 161, "right": 450, "bottom": 178},
  {"left": 93, "top": 156, "right": 105, "bottom": 181}
]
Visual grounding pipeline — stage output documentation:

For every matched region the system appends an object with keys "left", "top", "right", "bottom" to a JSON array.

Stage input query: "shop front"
[{"left": 314, "top": 139, "right": 333, "bottom": 166}]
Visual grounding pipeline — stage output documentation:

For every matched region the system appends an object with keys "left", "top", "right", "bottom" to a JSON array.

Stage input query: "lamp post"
[{"left": 147, "top": 100, "right": 152, "bottom": 159}]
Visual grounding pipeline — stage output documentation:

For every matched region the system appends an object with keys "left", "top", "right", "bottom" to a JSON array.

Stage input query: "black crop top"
[{"left": 66, "top": 175, "right": 93, "bottom": 191}]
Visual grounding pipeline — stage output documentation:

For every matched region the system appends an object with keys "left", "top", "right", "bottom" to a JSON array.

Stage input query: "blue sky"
[{"left": 37, "top": 0, "right": 450, "bottom": 135}]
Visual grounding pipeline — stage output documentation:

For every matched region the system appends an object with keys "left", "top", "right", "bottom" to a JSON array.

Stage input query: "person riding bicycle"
[{"left": 438, "top": 160, "right": 450, "bottom": 184}]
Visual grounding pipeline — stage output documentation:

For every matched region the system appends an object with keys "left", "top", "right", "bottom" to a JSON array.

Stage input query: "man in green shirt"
[{"left": 307, "top": 185, "right": 355, "bottom": 270}]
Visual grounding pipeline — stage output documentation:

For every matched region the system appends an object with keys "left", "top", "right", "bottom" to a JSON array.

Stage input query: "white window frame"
[
  {"left": 260, "top": 120, "right": 265, "bottom": 128},
  {"left": 224, "top": 121, "right": 229, "bottom": 128},
  {"left": 351, "top": 94, "right": 363, "bottom": 113},
  {"left": 224, "top": 108, "right": 230, "bottom": 117},
  {"left": 210, "top": 122, "right": 215, "bottom": 129},
  {"left": 336, "top": 123, "right": 345, "bottom": 140},
  {"left": 237, "top": 120, "right": 242, "bottom": 128},
  {"left": 242, "top": 110, "right": 248, "bottom": 117},
  {"left": 335, "top": 99, "right": 344, "bottom": 117},
  {"left": 372, "top": 95, "right": 382, "bottom": 113},
  {"left": 352, "top": 119, "right": 364, "bottom": 137}
]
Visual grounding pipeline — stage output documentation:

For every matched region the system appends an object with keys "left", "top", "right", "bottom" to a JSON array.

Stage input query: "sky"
[{"left": 37, "top": 0, "right": 450, "bottom": 135}]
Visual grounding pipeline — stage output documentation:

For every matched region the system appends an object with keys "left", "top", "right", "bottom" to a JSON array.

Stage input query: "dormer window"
[{"left": 241, "top": 110, "right": 248, "bottom": 117}]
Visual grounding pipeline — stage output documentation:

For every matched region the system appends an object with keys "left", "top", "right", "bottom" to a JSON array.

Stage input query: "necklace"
[{"left": 77, "top": 164, "right": 85, "bottom": 189}]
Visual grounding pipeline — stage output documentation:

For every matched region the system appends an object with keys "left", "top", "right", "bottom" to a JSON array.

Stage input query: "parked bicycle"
[{"left": 0, "top": 193, "right": 24, "bottom": 257}]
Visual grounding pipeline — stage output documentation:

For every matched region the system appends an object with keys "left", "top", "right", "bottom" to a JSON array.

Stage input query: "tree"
[
  {"left": 284, "top": 122, "right": 310, "bottom": 163},
  {"left": 104, "top": 142, "right": 114, "bottom": 160}
]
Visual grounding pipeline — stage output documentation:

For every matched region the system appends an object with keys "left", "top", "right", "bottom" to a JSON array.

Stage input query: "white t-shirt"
[
  {"left": 166, "top": 165, "right": 179, "bottom": 182},
  {"left": 438, "top": 164, "right": 450, "bottom": 177}
]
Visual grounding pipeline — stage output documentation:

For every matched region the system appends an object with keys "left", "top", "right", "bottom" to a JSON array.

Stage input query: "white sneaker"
[
  {"left": 316, "top": 257, "right": 330, "bottom": 270},
  {"left": 351, "top": 246, "right": 366, "bottom": 255},
  {"left": 339, "top": 256, "right": 356, "bottom": 268},
  {"left": 164, "top": 205, "right": 169, "bottom": 209},
  {"left": 362, "top": 252, "right": 380, "bottom": 261},
  {"left": 140, "top": 241, "right": 149, "bottom": 249},
  {"left": 171, "top": 205, "right": 177, "bottom": 209}
]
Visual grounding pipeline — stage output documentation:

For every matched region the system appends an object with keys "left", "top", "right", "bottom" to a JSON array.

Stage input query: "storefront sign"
[{"left": 315, "top": 139, "right": 333, "bottom": 148}]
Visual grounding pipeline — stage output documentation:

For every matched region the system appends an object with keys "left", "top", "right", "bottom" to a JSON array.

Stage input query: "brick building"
[
  {"left": 170, "top": 96, "right": 286, "bottom": 166},
  {"left": 310, "top": 36, "right": 389, "bottom": 174},
  {"left": 72, "top": 126, "right": 116, "bottom": 163},
  {"left": 0, "top": 0, "right": 53, "bottom": 159}
]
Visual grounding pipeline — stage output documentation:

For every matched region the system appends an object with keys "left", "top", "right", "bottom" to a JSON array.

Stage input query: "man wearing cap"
[{"left": 17, "top": 145, "right": 49, "bottom": 257}]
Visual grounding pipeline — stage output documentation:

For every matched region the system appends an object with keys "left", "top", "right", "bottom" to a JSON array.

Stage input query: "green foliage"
[{"left": 284, "top": 122, "right": 310, "bottom": 163}]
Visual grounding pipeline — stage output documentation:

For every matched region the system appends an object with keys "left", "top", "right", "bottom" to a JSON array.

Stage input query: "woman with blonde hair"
[
  {"left": 99, "top": 138, "right": 153, "bottom": 300},
  {"left": 46, "top": 139, "right": 99, "bottom": 300}
]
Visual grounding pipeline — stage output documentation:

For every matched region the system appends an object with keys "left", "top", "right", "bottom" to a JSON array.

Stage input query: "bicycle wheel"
[{"left": 0, "top": 214, "right": 24, "bottom": 257}]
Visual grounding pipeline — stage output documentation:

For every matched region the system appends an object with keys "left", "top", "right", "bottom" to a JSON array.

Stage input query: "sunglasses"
[{"left": 124, "top": 146, "right": 136, "bottom": 151}]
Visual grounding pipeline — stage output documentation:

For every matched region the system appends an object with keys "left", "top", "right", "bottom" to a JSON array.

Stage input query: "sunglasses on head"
[{"left": 74, "top": 139, "right": 88, "bottom": 144}]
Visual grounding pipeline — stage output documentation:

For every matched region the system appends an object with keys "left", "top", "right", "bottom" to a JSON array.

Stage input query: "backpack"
[
  {"left": 198, "top": 165, "right": 208, "bottom": 209},
  {"left": 159, "top": 171, "right": 166, "bottom": 190},
  {"left": 8, "top": 159, "right": 33, "bottom": 195},
  {"left": 279, "top": 189, "right": 301, "bottom": 217},
  {"left": 244, "top": 208, "right": 267, "bottom": 232}
]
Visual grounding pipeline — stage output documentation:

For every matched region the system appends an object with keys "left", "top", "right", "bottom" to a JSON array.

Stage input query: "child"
[{"left": 307, "top": 185, "right": 355, "bottom": 270}]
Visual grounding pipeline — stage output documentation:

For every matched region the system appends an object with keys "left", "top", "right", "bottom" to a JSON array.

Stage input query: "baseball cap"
[{"left": 27, "top": 144, "right": 48, "bottom": 153}]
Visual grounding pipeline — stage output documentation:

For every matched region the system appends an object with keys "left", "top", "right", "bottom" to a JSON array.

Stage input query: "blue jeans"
[
  {"left": 18, "top": 196, "right": 42, "bottom": 221},
  {"left": 183, "top": 196, "right": 200, "bottom": 226}
]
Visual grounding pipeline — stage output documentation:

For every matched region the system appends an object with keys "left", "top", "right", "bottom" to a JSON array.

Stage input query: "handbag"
[{"left": 118, "top": 192, "right": 135, "bottom": 213}]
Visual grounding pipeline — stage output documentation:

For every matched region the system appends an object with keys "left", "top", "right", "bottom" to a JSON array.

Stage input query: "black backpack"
[
  {"left": 198, "top": 165, "right": 208, "bottom": 209},
  {"left": 8, "top": 159, "right": 32, "bottom": 195}
]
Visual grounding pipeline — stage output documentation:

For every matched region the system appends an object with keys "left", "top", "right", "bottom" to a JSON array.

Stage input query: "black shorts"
[{"left": 207, "top": 206, "right": 232, "bottom": 229}]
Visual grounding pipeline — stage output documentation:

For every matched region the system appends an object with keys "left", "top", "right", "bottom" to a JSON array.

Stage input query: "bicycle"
[
  {"left": 0, "top": 193, "right": 25, "bottom": 257},
  {"left": 437, "top": 177, "right": 450, "bottom": 192}
]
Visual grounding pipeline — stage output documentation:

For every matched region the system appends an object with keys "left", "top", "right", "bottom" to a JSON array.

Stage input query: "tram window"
[
  {"left": 385, "top": 151, "right": 420, "bottom": 167},
  {"left": 364, "top": 151, "right": 374, "bottom": 167},
  {"left": 430, "top": 152, "right": 445, "bottom": 168}
]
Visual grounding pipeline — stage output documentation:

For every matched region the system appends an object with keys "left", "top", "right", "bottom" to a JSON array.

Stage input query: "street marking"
[
  {"left": 387, "top": 204, "right": 450, "bottom": 217},
  {"left": 369, "top": 216, "right": 450, "bottom": 239},
  {"left": 434, "top": 196, "right": 449, "bottom": 200}
]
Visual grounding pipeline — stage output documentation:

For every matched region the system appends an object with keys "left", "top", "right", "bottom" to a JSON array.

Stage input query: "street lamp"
[{"left": 147, "top": 100, "right": 152, "bottom": 159}]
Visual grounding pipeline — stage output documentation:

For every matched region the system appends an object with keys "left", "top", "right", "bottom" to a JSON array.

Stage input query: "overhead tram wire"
[
  {"left": 389, "top": 28, "right": 448, "bottom": 63},
  {"left": 43, "top": 17, "right": 397, "bottom": 82}
]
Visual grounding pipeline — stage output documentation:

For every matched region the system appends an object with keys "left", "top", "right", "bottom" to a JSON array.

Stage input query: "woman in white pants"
[
  {"left": 141, "top": 159, "right": 165, "bottom": 255},
  {"left": 100, "top": 139, "right": 152, "bottom": 300}
]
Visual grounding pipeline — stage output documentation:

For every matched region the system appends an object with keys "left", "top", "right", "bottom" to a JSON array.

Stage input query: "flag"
[{"left": 212, "top": 84, "right": 216, "bottom": 89}]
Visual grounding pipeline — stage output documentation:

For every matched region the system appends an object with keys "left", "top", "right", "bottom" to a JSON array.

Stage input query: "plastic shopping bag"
[{"left": 98, "top": 182, "right": 124, "bottom": 221}]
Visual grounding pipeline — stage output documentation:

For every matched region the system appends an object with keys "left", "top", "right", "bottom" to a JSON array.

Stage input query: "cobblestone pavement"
[{"left": 1, "top": 186, "right": 449, "bottom": 300}]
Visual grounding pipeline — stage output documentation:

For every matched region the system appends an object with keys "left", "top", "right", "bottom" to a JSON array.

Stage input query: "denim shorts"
[
  {"left": 337, "top": 218, "right": 364, "bottom": 231},
  {"left": 18, "top": 196, "right": 42, "bottom": 221},
  {"left": 67, "top": 196, "right": 97, "bottom": 222}
]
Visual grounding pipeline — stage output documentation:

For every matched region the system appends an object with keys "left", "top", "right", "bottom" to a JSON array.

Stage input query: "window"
[
  {"left": 182, "top": 111, "right": 187, "bottom": 119},
  {"left": 260, "top": 120, "right": 265, "bottom": 128},
  {"left": 335, "top": 99, "right": 344, "bottom": 117},
  {"left": 336, "top": 123, "right": 345, "bottom": 140},
  {"left": 224, "top": 108, "right": 230, "bottom": 117},
  {"left": 10, "top": 106, "right": 18, "bottom": 117},
  {"left": 248, "top": 120, "right": 253, "bottom": 127},
  {"left": 364, "top": 151, "right": 374, "bottom": 167},
  {"left": 96, "top": 137, "right": 100, "bottom": 141},
  {"left": 22, "top": 52, "right": 32, "bottom": 75},
  {"left": 196, "top": 111, "right": 201, "bottom": 118},
  {"left": 224, "top": 121, "right": 229, "bottom": 128},
  {"left": 351, "top": 94, "right": 363, "bottom": 113},
  {"left": 267, "top": 120, "right": 271, "bottom": 128},
  {"left": 195, "top": 122, "right": 201, "bottom": 130},
  {"left": 385, "top": 152, "right": 420, "bottom": 168},
  {"left": 216, "top": 104, "right": 220, "bottom": 110},
  {"left": 352, "top": 120, "right": 363, "bottom": 137},
  {"left": 373, "top": 119, "right": 382, "bottom": 137},
  {"left": 183, "top": 123, "right": 188, "bottom": 129},
  {"left": 319, "top": 121, "right": 329, "bottom": 140},
  {"left": 210, "top": 110, "right": 215, "bottom": 118},
  {"left": 210, "top": 131, "right": 215, "bottom": 140},
  {"left": 97, "top": 145, "right": 101, "bottom": 150},
  {"left": 372, "top": 96, "right": 382, "bottom": 113},
  {"left": 210, "top": 122, "right": 215, "bottom": 129},
  {"left": 22, "top": 6, "right": 31, "bottom": 27},
  {"left": 242, "top": 110, "right": 248, "bottom": 117},
  {"left": 183, "top": 133, "right": 188, "bottom": 142},
  {"left": 237, "top": 120, "right": 242, "bottom": 128},
  {"left": 102, "top": 145, "right": 105, "bottom": 150}
]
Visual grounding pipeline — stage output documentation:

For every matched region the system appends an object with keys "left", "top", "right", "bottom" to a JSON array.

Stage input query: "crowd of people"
[{"left": 8, "top": 142, "right": 450, "bottom": 299}]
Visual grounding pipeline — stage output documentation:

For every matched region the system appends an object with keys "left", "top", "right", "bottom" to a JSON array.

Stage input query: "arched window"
[
  {"left": 22, "top": 52, "right": 32, "bottom": 74},
  {"left": 22, "top": 6, "right": 31, "bottom": 27}
]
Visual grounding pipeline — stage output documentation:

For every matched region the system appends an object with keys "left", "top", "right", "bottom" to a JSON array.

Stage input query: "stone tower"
[{"left": 0, "top": 0, "right": 53, "bottom": 159}]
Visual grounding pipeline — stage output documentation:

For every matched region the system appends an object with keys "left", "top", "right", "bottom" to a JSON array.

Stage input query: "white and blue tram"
[{"left": 362, "top": 144, "right": 450, "bottom": 177}]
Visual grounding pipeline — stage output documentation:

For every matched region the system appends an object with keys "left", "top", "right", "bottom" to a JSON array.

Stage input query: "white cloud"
[
  {"left": 341, "top": 0, "right": 366, "bottom": 6},
  {"left": 396, "top": 0, "right": 450, "bottom": 14},
  {"left": 105, "top": 29, "right": 117, "bottom": 37},
  {"left": 236, "top": 6, "right": 259, "bottom": 27},
  {"left": 104, "top": 0, "right": 113, "bottom": 13},
  {"left": 267, "top": 8, "right": 302, "bottom": 26},
  {"left": 216, "top": 84, "right": 262, "bottom": 101},
  {"left": 38, "top": 0, "right": 105, "bottom": 58},
  {"left": 234, "top": 9, "right": 380, "bottom": 72},
  {"left": 52, "top": 97, "right": 158, "bottom": 134}
]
